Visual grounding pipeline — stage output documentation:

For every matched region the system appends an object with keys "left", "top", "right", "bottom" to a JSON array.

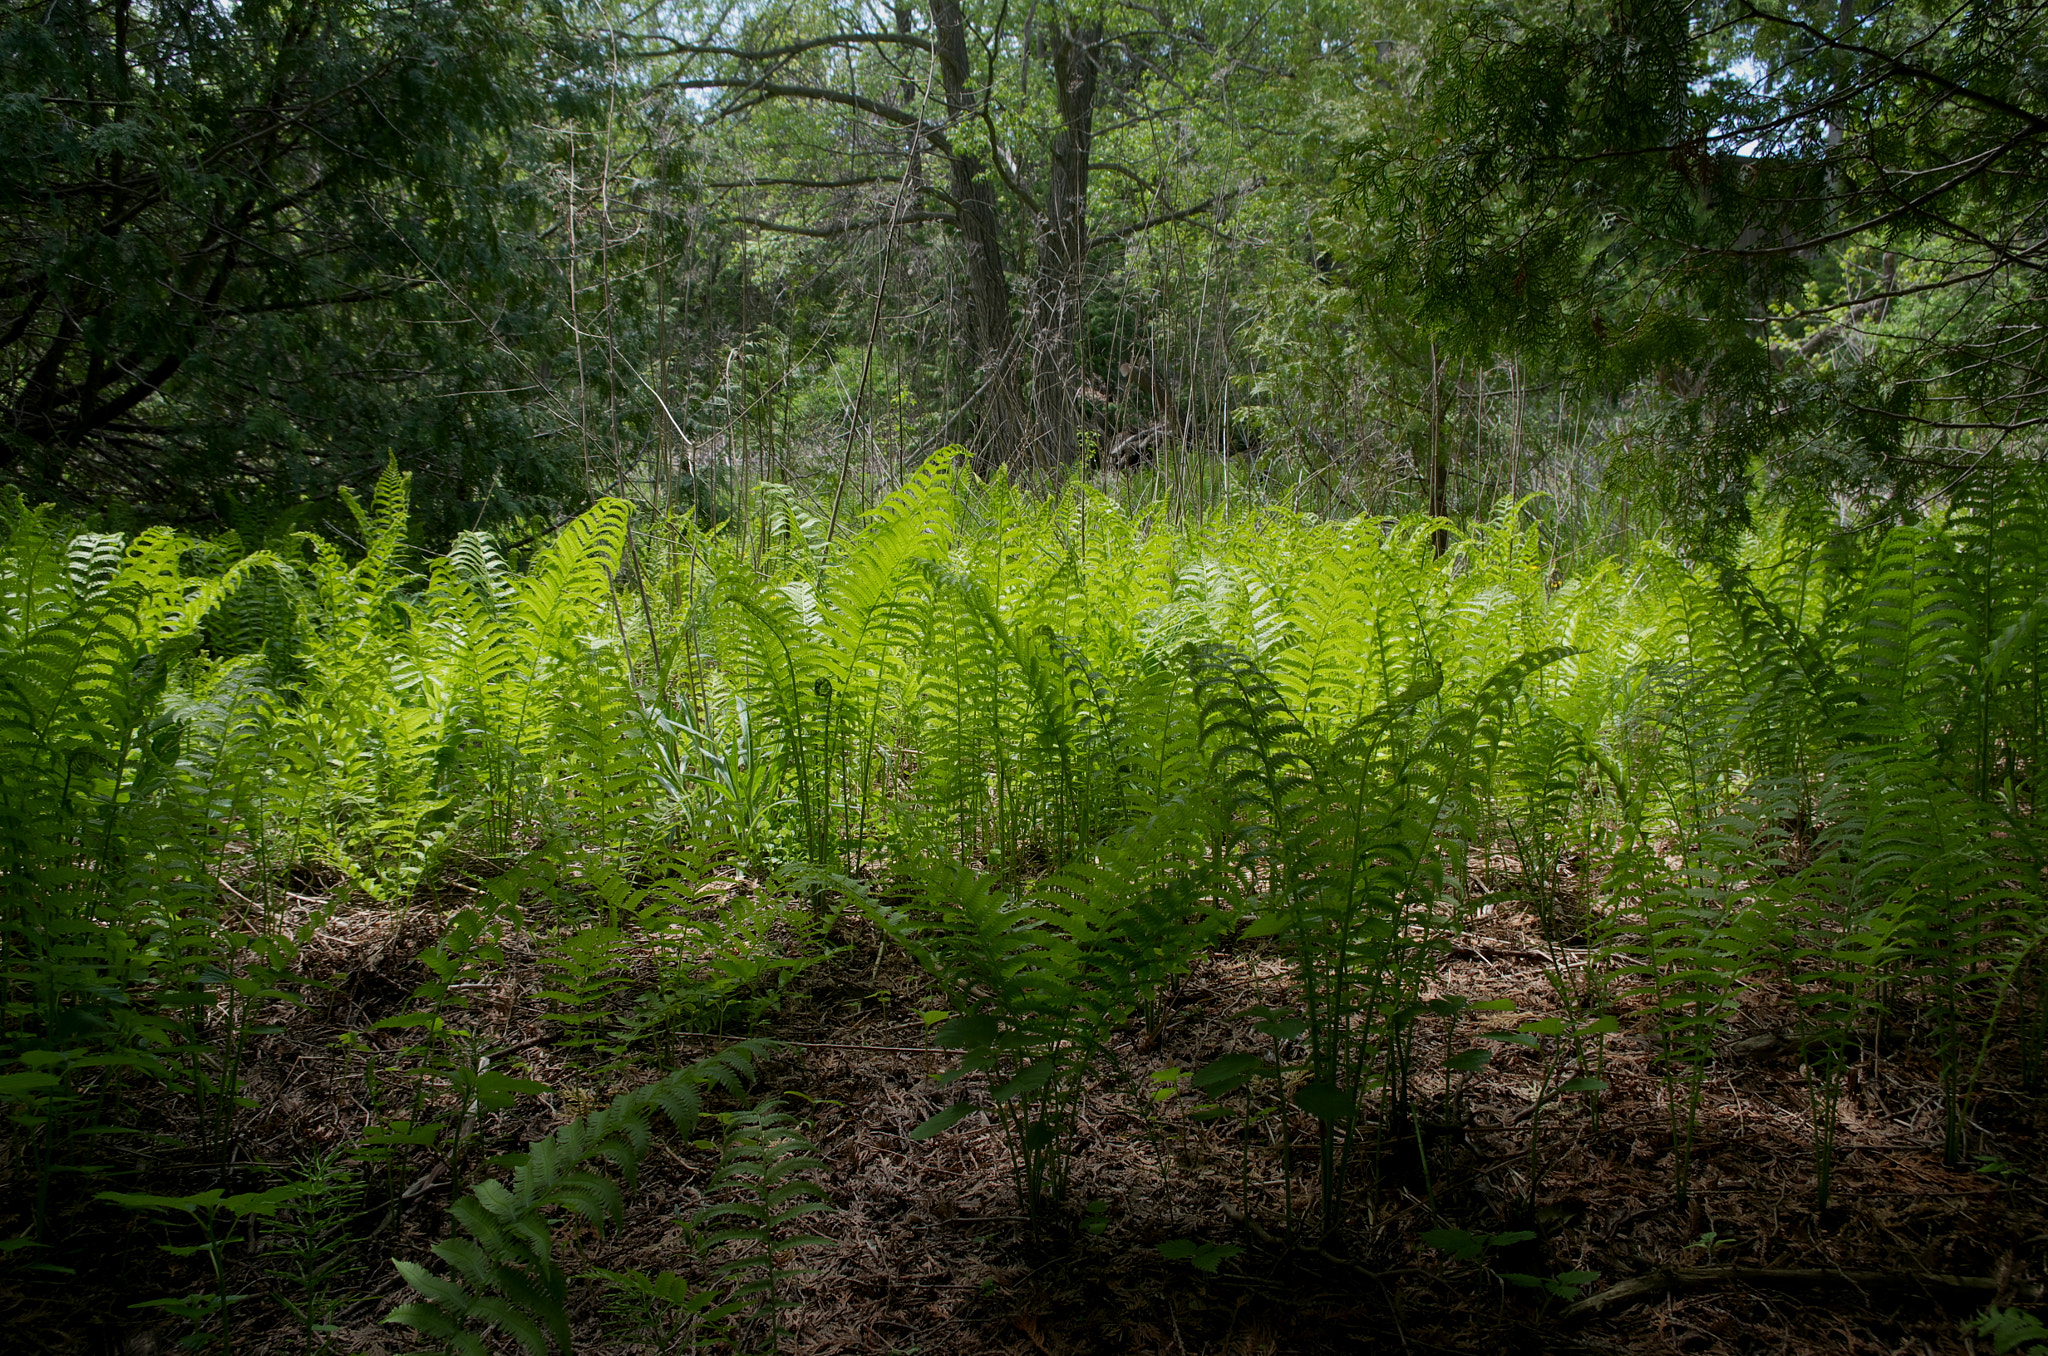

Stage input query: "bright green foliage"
[
  {"left": 1580, "top": 477, "right": 2048, "bottom": 1197},
  {"left": 7, "top": 434, "right": 2048, "bottom": 1311},
  {"left": 271, "top": 463, "right": 641, "bottom": 892},
  {"left": 676, "top": 457, "right": 2048, "bottom": 1223},
  {"left": 713, "top": 454, "right": 962, "bottom": 872},
  {"left": 0, "top": 490, "right": 298, "bottom": 1216},
  {"left": 1191, "top": 638, "right": 1569, "bottom": 1236}
]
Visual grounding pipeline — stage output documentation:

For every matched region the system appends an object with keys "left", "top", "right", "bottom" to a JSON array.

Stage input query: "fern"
[
  {"left": 879, "top": 802, "right": 1218, "bottom": 1220},
  {"left": 386, "top": 1039, "right": 777, "bottom": 1356},
  {"left": 1190, "top": 640, "right": 1569, "bottom": 1238},
  {"left": 1607, "top": 802, "right": 1785, "bottom": 1202},
  {"left": 691, "top": 1098, "right": 835, "bottom": 1352}
]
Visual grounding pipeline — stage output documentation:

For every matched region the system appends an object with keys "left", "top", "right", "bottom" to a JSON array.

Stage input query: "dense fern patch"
[{"left": 2, "top": 457, "right": 2046, "bottom": 1353}]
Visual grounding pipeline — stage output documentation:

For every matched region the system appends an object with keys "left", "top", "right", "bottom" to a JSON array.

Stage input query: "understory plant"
[
  {"left": 690, "top": 1098, "right": 835, "bottom": 1352},
  {"left": 386, "top": 1039, "right": 781, "bottom": 1356},
  {"left": 1191, "top": 641, "right": 1571, "bottom": 1240},
  {"left": 887, "top": 802, "right": 1219, "bottom": 1223},
  {"left": 7, "top": 444, "right": 2048, "bottom": 1346}
]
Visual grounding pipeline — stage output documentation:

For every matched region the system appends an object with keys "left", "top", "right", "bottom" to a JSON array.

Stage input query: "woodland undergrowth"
[{"left": 4, "top": 451, "right": 2048, "bottom": 1353}]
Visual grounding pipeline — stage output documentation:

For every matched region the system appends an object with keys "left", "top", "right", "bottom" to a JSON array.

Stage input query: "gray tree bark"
[
  {"left": 1027, "top": 17, "right": 1100, "bottom": 473},
  {"left": 930, "top": 0, "right": 1034, "bottom": 473}
]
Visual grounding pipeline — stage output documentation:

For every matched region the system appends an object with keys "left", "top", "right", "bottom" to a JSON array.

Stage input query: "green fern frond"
[{"left": 387, "top": 1040, "right": 777, "bottom": 1355}]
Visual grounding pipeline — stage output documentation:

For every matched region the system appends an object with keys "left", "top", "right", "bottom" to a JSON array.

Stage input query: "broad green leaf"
[
  {"left": 1191, "top": 1053, "right": 1268, "bottom": 1093},
  {"left": 907, "top": 1103, "right": 974, "bottom": 1141},
  {"left": 1291, "top": 1081, "right": 1354, "bottom": 1123},
  {"left": 933, "top": 1013, "right": 999, "bottom": 1050},
  {"left": 1420, "top": 1227, "right": 1483, "bottom": 1261}
]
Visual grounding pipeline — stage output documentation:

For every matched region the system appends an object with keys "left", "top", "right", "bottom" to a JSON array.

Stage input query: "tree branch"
[
  {"left": 615, "top": 31, "right": 931, "bottom": 61},
  {"left": 731, "top": 211, "right": 954, "bottom": 238},
  {"left": 707, "top": 174, "right": 897, "bottom": 190},
  {"left": 1088, "top": 180, "right": 1261, "bottom": 251},
  {"left": 1738, "top": 2, "right": 2048, "bottom": 132},
  {"left": 665, "top": 78, "right": 950, "bottom": 152},
  {"left": 1563, "top": 1264, "right": 2043, "bottom": 1325}
]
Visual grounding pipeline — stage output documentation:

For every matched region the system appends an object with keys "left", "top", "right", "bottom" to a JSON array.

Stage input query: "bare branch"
[
  {"left": 731, "top": 211, "right": 954, "bottom": 238},
  {"left": 667, "top": 77, "right": 954, "bottom": 153},
  {"left": 1088, "top": 180, "right": 1261, "bottom": 251},
  {"left": 706, "top": 174, "right": 898, "bottom": 190},
  {"left": 612, "top": 30, "right": 932, "bottom": 62}
]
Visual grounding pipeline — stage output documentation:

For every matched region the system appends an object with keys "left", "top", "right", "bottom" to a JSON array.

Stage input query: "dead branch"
[{"left": 1562, "top": 1265, "right": 2045, "bottom": 1323}]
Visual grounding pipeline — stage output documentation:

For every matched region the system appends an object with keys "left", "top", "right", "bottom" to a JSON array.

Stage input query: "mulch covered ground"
[{"left": 5, "top": 869, "right": 2045, "bottom": 1356}]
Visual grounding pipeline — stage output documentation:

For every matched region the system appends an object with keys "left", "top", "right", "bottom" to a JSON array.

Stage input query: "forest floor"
[{"left": 8, "top": 868, "right": 2048, "bottom": 1356}]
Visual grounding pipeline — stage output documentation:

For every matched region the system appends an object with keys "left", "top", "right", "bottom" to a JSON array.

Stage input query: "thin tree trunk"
[
  {"left": 930, "top": 0, "right": 1031, "bottom": 473},
  {"left": 1429, "top": 340, "right": 1448, "bottom": 556},
  {"left": 1029, "top": 17, "right": 1100, "bottom": 473}
]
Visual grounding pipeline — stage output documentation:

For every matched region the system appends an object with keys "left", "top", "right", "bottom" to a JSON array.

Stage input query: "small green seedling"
[
  {"left": 585, "top": 1266, "right": 740, "bottom": 1353},
  {"left": 1421, "top": 1226, "right": 1534, "bottom": 1262},
  {"left": 1244, "top": 1008, "right": 1309, "bottom": 1044},
  {"left": 1683, "top": 1230, "right": 1731, "bottom": 1258},
  {"left": 1420, "top": 1227, "right": 1597, "bottom": 1302},
  {"left": 1445, "top": 1047, "right": 1494, "bottom": 1073},
  {"left": 1191, "top": 1052, "right": 1271, "bottom": 1100},
  {"left": 1081, "top": 1199, "right": 1111, "bottom": 1235},
  {"left": 1499, "top": 1267, "right": 1601, "bottom": 1300},
  {"left": 1158, "top": 1238, "right": 1243, "bottom": 1274}
]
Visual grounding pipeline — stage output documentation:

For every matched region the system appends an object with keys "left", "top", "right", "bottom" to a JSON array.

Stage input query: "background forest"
[{"left": 8, "top": 1, "right": 2048, "bottom": 1354}]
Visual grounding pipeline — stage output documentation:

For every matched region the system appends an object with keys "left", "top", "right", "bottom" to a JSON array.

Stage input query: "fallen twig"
[
  {"left": 481, "top": 1031, "right": 553, "bottom": 1062},
  {"left": 1562, "top": 1265, "right": 2043, "bottom": 1322},
  {"left": 668, "top": 1030, "right": 960, "bottom": 1055}
]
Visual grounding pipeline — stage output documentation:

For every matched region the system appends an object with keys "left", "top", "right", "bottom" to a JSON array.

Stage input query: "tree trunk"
[
  {"left": 1028, "top": 18, "right": 1100, "bottom": 473},
  {"left": 1429, "top": 342, "right": 1449, "bottom": 556},
  {"left": 929, "top": 0, "right": 1032, "bottom": 473}
]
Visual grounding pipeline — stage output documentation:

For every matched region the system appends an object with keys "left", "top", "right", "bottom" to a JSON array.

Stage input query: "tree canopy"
[
  {"left": 0, "top": 0, "right": 588, "bottom": 536},
  {"left": 6, "top": 0, "right": 2047, "bottom": 544},
  {"left": 1349, "top": 0, "right": 2048, "bottom": 530}
]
